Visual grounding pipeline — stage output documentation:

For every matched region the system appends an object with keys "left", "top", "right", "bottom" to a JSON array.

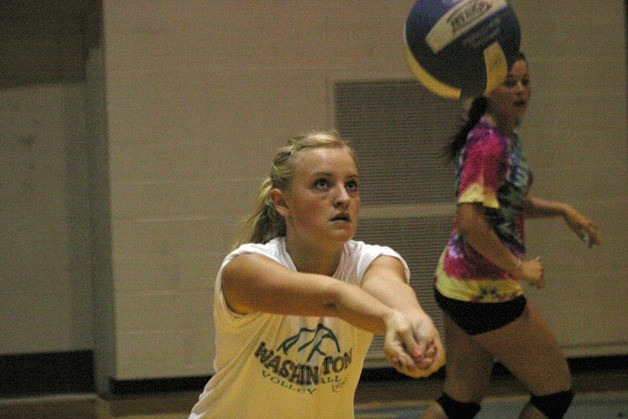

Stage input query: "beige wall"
[
  {"left": 0, "top": 0, "right": 625, "bottom": 391},
  {"left": 509, "top": 0, "right": 626, "bottom": 355},
  {"left": 102, "top": 0, "right": 428, "bottom": 382},
  {"left": 100, "top": 0, "right": 626, "bottom": 382}
]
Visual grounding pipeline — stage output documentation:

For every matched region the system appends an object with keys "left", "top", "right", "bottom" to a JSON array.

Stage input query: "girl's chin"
[{"left": 331, "top": 230, "right": 356, "bottom": 243}]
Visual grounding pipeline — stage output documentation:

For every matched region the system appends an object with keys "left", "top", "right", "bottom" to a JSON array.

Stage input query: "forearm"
[
  {"left": 383, "top": 285, "right": 428, "bottom": 322},
  {"left": 331, "top": 279, "right": 429, "bottom": 375},
  {"left": 362, "top": 277, "right": 429, "bottom": 324},
  {"left": 523, "top": 196, "right": 569, "bottom": 218},
  {"left": 222, "top": 255, "right": 424, "bottom": 372},
  {"left": 523, "top": 196, "right": 601, "bottom": 247},
  {"left": 360, "top": 256, "right": 445, "bottom": 376},
  {"left": 465, "top": 222, "right": 520, "bottom": 272},
  {"left": 458, "top": 204, "right": 520, "bottom": 273},
  {"left": 224, "top": 254, "right": 399, "bottom": 331},
  {"left": 360, "top": 256, "right": 430, "bottom": 323},
  {"left": 327, "top": 280, "right": 399, "bottom": 335}
]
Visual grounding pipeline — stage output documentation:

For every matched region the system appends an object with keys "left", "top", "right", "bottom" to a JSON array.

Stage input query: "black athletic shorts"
[{"left": 434, "top": 288, "right": 527, "bottom": 335}]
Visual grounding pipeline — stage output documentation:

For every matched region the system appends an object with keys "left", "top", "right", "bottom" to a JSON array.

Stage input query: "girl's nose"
[{"left": 334, "top": 186, "right": 351, "bottom": 206}]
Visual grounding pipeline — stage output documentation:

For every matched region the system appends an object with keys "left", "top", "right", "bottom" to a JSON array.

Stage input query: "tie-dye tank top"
[{"left": 435, "top": 118, "right": 533, "bottom": 302}]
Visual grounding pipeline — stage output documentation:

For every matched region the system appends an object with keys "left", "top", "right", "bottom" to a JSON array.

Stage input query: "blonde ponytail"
[{"left": 234, "top": 177, "right": 286, "bottom": 248}]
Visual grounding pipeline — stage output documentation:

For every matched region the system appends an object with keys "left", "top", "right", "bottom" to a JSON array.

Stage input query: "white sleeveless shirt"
[{"left": 189, "top": 237, "right": 409, "bottom": 419}]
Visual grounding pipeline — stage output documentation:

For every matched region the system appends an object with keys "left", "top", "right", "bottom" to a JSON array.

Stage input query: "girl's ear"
[{"left": 269, "top": 188, "right": 289, "bottom": 217}]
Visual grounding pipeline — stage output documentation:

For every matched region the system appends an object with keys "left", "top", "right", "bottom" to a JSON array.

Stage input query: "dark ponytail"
[{"left": 445, "top": 96, "right": 488, "bottom": 162}]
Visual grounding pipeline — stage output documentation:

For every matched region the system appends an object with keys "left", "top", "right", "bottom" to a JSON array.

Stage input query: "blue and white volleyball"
[{"left": 404, "top": 0, "right": 521, "bottom": 100}]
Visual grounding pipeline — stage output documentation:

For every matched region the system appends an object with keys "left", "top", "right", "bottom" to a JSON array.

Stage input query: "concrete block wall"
[
  {"left": 509, "top": 0, "right": 627, "bottom": 354},
  {"left": 100, "top": 0, "right": 426, "bottom": 383},
  {"left": 98, "top": 0, "right": 626, "bottom": 383},
  {"left": 0, "top": 0, "right": 624, "bottom": 394}
]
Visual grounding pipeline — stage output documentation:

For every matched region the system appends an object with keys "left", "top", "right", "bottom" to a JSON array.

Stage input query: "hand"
[
  {"left": 563, "top": 206, "right": 601, "bottom": 248},
  {"left": 382, "top": 310, "right": 425, "bottom": 376},
  {"left": 513, "top": 256, "right": 544, "bottom": 289},
  {"left": 406, "top": 315, "right": 445, "bottom": 378},
  {"left": 386, "top": 312, "right": 445, "bottom": 378}
]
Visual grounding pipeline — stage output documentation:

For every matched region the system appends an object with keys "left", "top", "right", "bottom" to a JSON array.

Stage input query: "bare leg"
[
  {"left": 473, "top": 302, "right": 571, "bottom": 394},
  {"left": 473, "top": 302, "right": 572, "bottom": 418},
  {"left": 421, "top": 312, "right": 494, "bottom": 418}
]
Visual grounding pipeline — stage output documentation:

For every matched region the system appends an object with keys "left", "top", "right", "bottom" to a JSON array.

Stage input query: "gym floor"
[{"left": 1, "top": 364, "right": 626, "bottom": 418}]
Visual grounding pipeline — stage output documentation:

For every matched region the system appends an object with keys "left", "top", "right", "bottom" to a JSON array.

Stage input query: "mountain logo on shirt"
[
  {"left": 254, "top": 324, "right": 352, "bottom": 391},
  {"left": 277, "top": 323, "right": 340, "bottom": 361}
]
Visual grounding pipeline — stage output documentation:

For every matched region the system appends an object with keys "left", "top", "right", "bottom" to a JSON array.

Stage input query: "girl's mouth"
[{"left": 331, "top": 213, "right": 350, "bottom": 222}]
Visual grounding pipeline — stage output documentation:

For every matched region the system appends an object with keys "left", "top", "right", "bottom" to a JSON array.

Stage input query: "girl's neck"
[
  {"left": 483, "top": 113, "right": 516, "bottom": 137},
  {"left": 285, "top": 236, "right": 344, "bottom": 276}
]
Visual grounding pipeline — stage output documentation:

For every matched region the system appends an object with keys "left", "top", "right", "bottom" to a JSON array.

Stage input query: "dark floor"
[
  {"left": 356, "top": 365, "right": 627, "bottom": 405},
  {"left": 0, "top": 364, "right": 626, "bottom": 418}
]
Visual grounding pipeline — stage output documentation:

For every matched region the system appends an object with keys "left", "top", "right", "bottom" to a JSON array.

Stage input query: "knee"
[
  {"left": 436, "top": 393, "right": 481, "bottom": 418},
  {"left": 529, "top": 389, "right": 574, "bottom": 419}
]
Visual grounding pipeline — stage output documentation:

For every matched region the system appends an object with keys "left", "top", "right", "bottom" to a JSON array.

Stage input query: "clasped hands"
[{"left": 383, "top": 310, "right": 445, "bottom": 378}]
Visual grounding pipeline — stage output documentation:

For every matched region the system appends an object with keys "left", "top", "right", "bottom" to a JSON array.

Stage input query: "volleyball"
[{"left": 404, "top": 0, "right": 521, "bottom": 100}]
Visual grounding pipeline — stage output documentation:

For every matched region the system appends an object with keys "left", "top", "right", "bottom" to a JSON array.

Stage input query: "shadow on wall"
[{"left": 0, "top": 0, "right": 102, "bottom": 89}]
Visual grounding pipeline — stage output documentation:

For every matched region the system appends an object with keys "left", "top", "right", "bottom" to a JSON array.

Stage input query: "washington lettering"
[{"left": 255, "top": 341, "right": 352, "bottom": 385}]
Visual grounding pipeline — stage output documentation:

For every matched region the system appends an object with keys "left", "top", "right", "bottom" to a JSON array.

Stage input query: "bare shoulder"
[
  {"left": 364, "top": 255, "right": 406, "bottom": 283},
  {"left": 368, "top": 254, "right": 405, "bottom": 271},
  {"left": 221, "top": 253, "right": 290, "bottom": 314},
  {"left": 223, "top": 253, "right": 291, "bottom": 287}
]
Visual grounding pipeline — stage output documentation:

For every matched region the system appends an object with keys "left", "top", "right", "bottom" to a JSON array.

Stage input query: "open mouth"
[
  {"left": 514, "top": 100, "right": 526, "bottom": 106},
  {"left": 331, "top": 213, "right": 351, "bottom": 222}
]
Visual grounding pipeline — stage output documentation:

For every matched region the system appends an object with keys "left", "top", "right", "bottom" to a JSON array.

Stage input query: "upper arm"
[
  {"left": 458, "top": 136, "right": 505, "bottom": 208},
  {"left": 362, "top": 255, "right": 407, "bottom": 287},
  {"left": 361, "top": 255, "right": 424, "bottom": 320},
  {"left": 361, "top": 255, "right": 412, "bottom": 302},
  {"left": 457, "top": 202, "right": 487, "bottom": 233},
  {"left": 221, "top": 254, "right": 338, "bottom": 316}
]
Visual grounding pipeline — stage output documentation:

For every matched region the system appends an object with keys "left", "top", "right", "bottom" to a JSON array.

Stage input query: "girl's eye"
[
  {"left": 346, "top": 180, "right": 359, "bottom": 192},
  {"left": 314, "top": 179, "right": 330, "bottom": 189},
  {"left": 504, "top": 78, "right": 530, "bottom": 89}
]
